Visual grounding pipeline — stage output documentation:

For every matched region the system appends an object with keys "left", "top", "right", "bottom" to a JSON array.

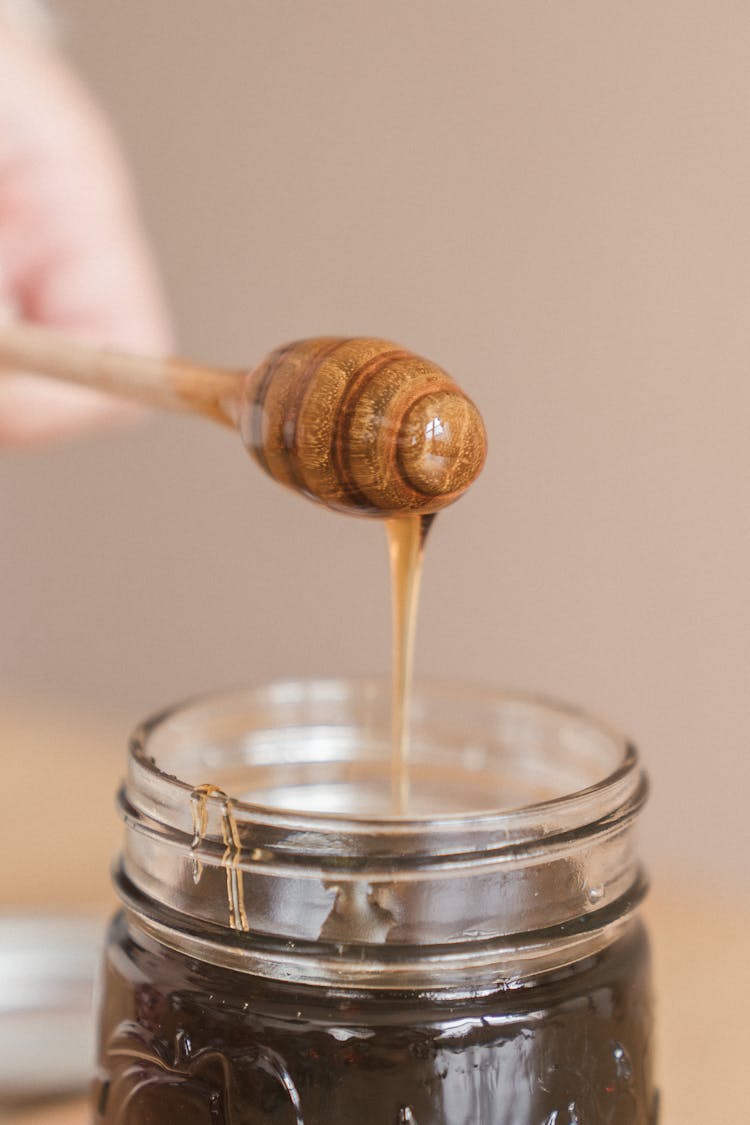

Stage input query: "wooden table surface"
[{"left": 2, "top": 705, "right": 747, "bottom": 1124}]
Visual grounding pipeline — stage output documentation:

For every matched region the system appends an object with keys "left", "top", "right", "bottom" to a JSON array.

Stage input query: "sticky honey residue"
[
  {"left": 190, "top": 783, "right": 221, "bottom": 883},
  {"left": 190, "top": 783, "right": 249, "bottom": 932}
]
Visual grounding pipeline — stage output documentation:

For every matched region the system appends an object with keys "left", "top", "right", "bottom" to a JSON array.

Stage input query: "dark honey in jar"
[{"left": 94, "top": 680, "right": 657, "bottom": 1124}]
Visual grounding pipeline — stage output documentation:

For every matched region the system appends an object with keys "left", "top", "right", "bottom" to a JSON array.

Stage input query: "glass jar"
[{"left": 93, "top": 679, "right": 657, "bottom": 1124}]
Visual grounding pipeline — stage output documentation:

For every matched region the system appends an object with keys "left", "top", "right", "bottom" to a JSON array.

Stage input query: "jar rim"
[{"left": 129, "top": 676, "right": 640, "bottom": 839}]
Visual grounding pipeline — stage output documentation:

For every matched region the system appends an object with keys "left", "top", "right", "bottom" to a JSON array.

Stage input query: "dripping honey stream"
[{"left": 386, "top": 513, "right": 434, "bottom": 815}]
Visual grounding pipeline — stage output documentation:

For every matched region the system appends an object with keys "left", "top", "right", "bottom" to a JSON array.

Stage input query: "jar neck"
[
  {"left": 117, "top": 869, "right": 647, "bottom": 993},
  {"left": 117, "top": 679, "right": 648, "bottom": 989}
]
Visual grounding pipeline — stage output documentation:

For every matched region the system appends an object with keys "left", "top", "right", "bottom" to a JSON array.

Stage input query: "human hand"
[{"left": 0, "top": 13, "right": 170, "bottom": 446}]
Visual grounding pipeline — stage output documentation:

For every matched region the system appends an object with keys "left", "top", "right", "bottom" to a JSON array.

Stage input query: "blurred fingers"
[{"left": 0, "top": 21, "right": 171, "bottom": 446}]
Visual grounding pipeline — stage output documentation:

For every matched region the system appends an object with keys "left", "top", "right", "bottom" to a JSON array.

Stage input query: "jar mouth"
[
  {"left": 119, "top": 678, "right": 647, "bottom": 981},
  {"left": 129, "top": 677, "right": 641, "bottom": 839}
]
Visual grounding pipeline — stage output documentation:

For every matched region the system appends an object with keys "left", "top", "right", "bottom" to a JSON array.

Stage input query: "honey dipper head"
[{"left": 240, "top": 337, "right": 487, "bottom": 517}]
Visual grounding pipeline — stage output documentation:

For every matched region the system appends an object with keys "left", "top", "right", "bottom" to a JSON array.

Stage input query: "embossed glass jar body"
[{"left": 94, "top": 680, "right": 657, "bottom": 1124}]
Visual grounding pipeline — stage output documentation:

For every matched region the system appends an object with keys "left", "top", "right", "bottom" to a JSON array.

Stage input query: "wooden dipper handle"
[
  {"left": 240, "top": 337, "right": 487, "bottom": 517},
  {"left": 0, "top": 320, "right": 242, "bottom": 427},
  {"left": 0, "top": 324, "right": 487, "bottom": 517}
]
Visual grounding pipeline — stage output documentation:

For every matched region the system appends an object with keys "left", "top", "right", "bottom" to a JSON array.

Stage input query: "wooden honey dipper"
[{"left": 0, "top": 323, "right": 487, "bottom": 516}]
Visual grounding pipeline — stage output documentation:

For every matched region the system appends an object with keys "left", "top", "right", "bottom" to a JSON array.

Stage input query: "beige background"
[
  {"left": 3, "top": 2, "right": 750, "bottom": 890},
  {"left": 2, "top": 5, "right": 749, "bottom": 1122}
]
